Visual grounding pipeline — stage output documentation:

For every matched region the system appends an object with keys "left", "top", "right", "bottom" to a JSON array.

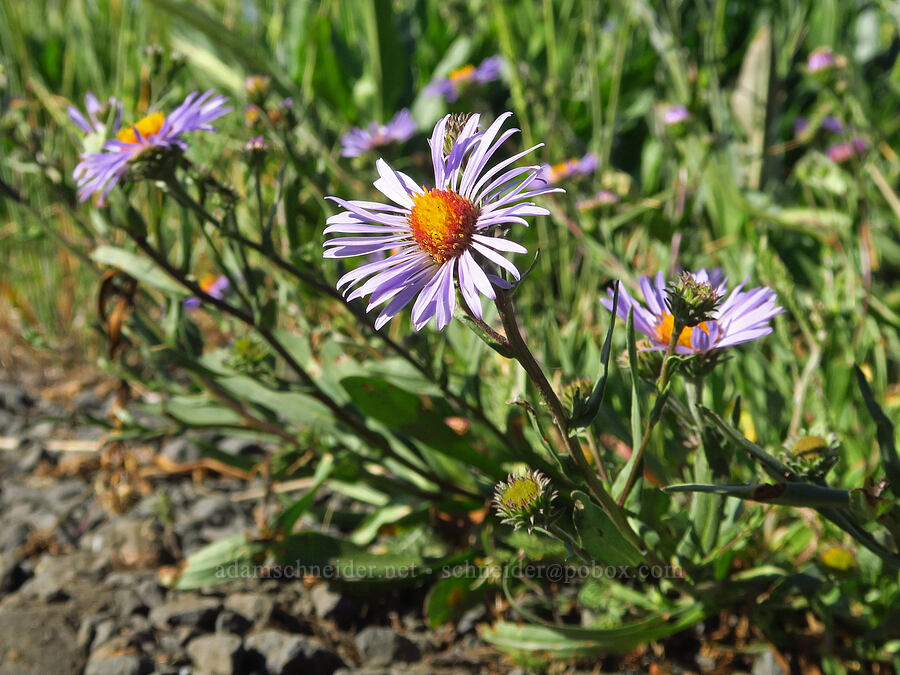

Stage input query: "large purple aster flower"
[
  {"left": 323, "top": 112, "right": 562, "bottom": 330},
  {"left": 67, "top": 92, "right": 122, "bottom": 136},
  {"left": 602, "top": 269, "right": 784, "bottom": 354},
  {"left": 73, "top": 90, "right": 231, "bottom": 204},
  {"left": 424, "top": 56, "right": 503, "bottom": 103},
  {"left": 340, "top": 109, "right": 416, "bottom": 158}
]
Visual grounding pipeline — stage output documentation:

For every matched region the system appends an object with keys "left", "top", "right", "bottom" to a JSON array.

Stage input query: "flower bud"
[
  {"left": 780, "top": 432, "right": 840, "bottom": 482},
  {"left": 245, "top": 75, "right": 271, "bottom": 106},
  {"left": 492, "top": 469, "right": 557, "bottom": 533},
  {"left": 561, "top": 377, "right": 593, "bottom": 418},
  {"left": 665, "top": 271, "right": 723, "bottom": 328},
  {"left": 245, "top": 135, "right": 268, "bottom": 171},
  {"left": 443, "top": 113, "right": 474, "bottom": 155}
]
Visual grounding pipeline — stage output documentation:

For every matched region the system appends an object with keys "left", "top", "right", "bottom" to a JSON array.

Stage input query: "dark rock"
[
  {"left": 0, "top": 550, "right": 25, "bottom": 594},
  {"left": 187, "top": 633, "right": 244, "bottom": 675},
  {"left": 215, "top": 609, "right": 253, "bottom": 635},
  {"left": 149, "top": 596, "right": 221, "bottom": 631},
  {"left": 83, "top": 654, "right": 153, "bottom": 675},
  {"left": 354, "top": 626, "right": 421, "bottom": 668},
  {"left": 161, "top": 437, "right": 202, "bottom": 464},
  {"left": 245, "top": 630, "right": 344, "bottom": 675}
]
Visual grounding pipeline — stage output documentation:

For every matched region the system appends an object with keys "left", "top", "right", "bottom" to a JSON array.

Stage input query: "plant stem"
[
  {"left": 493, "top": 289, "right": 647, "bottom": 556},
  {"left": 616, "top": 318, "right": 683, "bottom": 506}
]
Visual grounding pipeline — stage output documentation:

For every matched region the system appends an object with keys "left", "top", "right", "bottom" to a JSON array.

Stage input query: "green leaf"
[
  {"left": 91, "top": 245, "right": 188, "bottom": 296},
  {"left": 425, "top": 574, "right": 487, "bottom": 629},
  {"left": 275, "top": 454, "right": 335, "bottom": 535},
  {"left": 570, "top": 282, "right": 618, "bottom": 430},
  {"left": 174, "top": 533, "right": 267, "bottom": 590},
  {"left": 854, "top": 365, "right": 900, "bottom": 497},
  {"left": 572, "top": 490, "right": 644, "bottom": 567}
]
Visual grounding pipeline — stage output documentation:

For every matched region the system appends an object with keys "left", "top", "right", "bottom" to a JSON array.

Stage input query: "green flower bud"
[
  {"left": 492, "top": 469, "right": 557, "bottom": 533},
  {"left": 665, "top": 272, "right": 723, "bottom": 328},
  {"left": 443, "top": 113, "right": 474, "bottom": 155}
]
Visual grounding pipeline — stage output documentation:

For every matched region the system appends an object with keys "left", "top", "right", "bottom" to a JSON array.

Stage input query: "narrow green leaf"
[
  {"left": 91, "top": 245, "right": 188, "bottom": 296},
  {"left": 276, "top": 453, "right": 335, "bottom": 534},
  {"left": 664, "top": 482, "right": 852, "bottom": 508},
  {"left": 854, "top": 365, "right": 900, "bottom": 496},
  {"left": 570, "top": 282, "right": 618, "bottom": 430}
]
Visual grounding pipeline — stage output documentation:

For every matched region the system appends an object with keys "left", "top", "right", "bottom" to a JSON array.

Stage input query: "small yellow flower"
[{"left": 821, "top": 547, "right": 855, "bottom": 571}]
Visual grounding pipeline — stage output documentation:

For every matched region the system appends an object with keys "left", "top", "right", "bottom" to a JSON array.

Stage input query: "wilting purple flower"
[
  {"left": 601, "top": 269, "right": 784, "bottom": 354},
  {"left": 184, "top": 274, "right": 230, "bottom": 310},
  {"left": 663, "top": 104, "right": 690, "bottom": 126},
  {"left": 424, "top": 56, "right": 503, "bottom": 103},
  {"left": 808, "top": 47, "right": 836, "bottom": 73},
  {"left": 67, "top": 92, "right": 122, "bottom": 136},
  {"left": 323, "top": 112, "right": 562, "bottom": 330},
  {"left": 537, "top": 152, "right": 598, "bottom": 185},
  {"left": 340, "top": 109, "right": 416, "bottom": 158},
  {"left": 827, "top": 138, "right": 867, "bottom": 163},
  {"left": 73, "top": 90, "right": 231, "bottom": 204},
  {"left": 577, "top": 190, "right": 620, "bottom": 210}
]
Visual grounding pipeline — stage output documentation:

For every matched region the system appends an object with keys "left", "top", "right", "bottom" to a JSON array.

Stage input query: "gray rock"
[
  {"left": 216, "top": 609, "right": 253, "bottom": 635},
  {"left": 354, "top": 626, "right": 421, "bottom": 667},
  {"left": 115, "top": 588, "right": 147, "bottom": 617},
  {"left": 84, "top": 654, "right": 153, "bottom": 675},
  {"left": 91, "top": 619, "right": 118, "bottom": 650},
  {"left": 245, "top": 630, "right": 344, "bottom": 675},
  {"left": 161, "top": 437, "right": 202, "bottom": 464},
  {"left": 26, "top": 421, "right": 55, "bottom": 439},
  {"left": 77, "top": 615, "right": 107, "bottom": 650},
  {"left": 0, "top": 382, "right": 33, "bottom": 412},
  {"left": 20, "top": 550, "right": 106, "bottom": 601},
  {"left": 224, "top": 592, "right": 274, "bottom": 624},
  {"left": 0, "top": 519, "right": 29, "bottom": 552},
  {"left": 752, "top": 650, "right": 788, "bottom": 675},
  {"left": 135, "top": 578, "right": 166, "bottom": 609},
  {"left": 149, "top": 596, "right": 221, "bottom": 631},
  {"left": 187, "top": 633, "right": 244, "bottom": 675},
  {"left": 455, "top": 605, "right": 485, "bottom": 635},
  {"left": 218, "top": 437, "right": 265, "bottom": 457},
  {"left": 16, "top": 441, "right": 45, "bottom": 472},
  {"left": 84, "top": 516, "right": 164, "bottom": 567},
  {"left": 311, "top": 582, "right": 355, "bottom": 625}
]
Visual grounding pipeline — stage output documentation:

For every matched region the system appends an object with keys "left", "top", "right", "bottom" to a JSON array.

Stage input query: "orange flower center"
[
  {"left": 116, "top": 112, "right": 165, "bottom": 144},
  {"left": 449, "top": 64, "right": 476, "bottom": 82},
  {"left": 408, "top": 189, "right": 478, "bottom": 263},
  {"left": 655, "top": 313, "right": 710, "bottom": 350}
]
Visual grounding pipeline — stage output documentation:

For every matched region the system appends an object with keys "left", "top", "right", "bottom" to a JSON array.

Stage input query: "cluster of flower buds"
[
  {"left": 442, "top": 112, "right": 474, "bottom": 155},
  {"left": 492, "top": 469, "right": 557, "bottom": 534}
]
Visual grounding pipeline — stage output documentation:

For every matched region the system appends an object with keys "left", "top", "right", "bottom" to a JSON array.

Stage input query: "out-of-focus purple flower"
[
  {"left": 323, "top": 112, "right": 562, "bottom": 331},
  {"left": 663, "top": 104, "right": 690, "bottom": 126},
  {"left": 537, "top": 152, "right": 599, "bottom": 185},
  {"left": 340, "top": 109, "right": 417, "bottom": 158},
  {"left": 601, "top": 269, "right": 784, "bottom": 354},
  {"left": 424, "top": 56, "right": 503, "bottom": 103},
  {"left": 73, "top": 90, "right": 231, "bottom": 205},
  {"left": 67, "top": 92, "right": 122, "bottom": 136},
  {"left": 808, "top": 47, "right": 836, "bottom": 73},
  {"left": 794, "top": 117, "right": 810, "bottom": 137},
  {"left": 821, "top": 116, "right": 844, "bottom": 134},
  {"left": 827, "top": 138, "right": 867, "bottom": 163},
  {"left": 577, "top": 190, "right": 620, "bottom": 211},
  {"left": 184, "top": 274, "right": 230, "bottom": 310}
]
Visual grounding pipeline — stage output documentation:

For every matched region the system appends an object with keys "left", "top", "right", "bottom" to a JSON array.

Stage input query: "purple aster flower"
[
  {"left": 340, "top": 108, "right": 417, "bottom": 158},
  {"left": 827, "top": 138, "right": 867, "bottom": 163},
  {"left": 794, "top": 117, "right": 810, "bottom": 137},
  {"left": 821, "top": 116, "right": 844, "bottom": 134},
  {"left": 663, "top": 104, "right": 690, "bottom": 126},
  {"left": 72, "top": 90, "right": 231, "bottom": 205},
  {"left": 323, "top": 112, "right": 562, "bottom": 331},
  {"left": 537, "top": 152, "right": 599, "bottom": 185},
  {"left": 67, "top": 92, "right": 122, "bottom": 136},
  {"left": 184, "top": 274, "right": 230, "bottom": 310},
  {"left": 601, "top": 269, "right": 784, "bottom": 354},
  {"left": 807, "top": 47, "right": 835, "bottom": 73},
  {"left": 424, "top": 56, "right": 503, "bottom": 103}
]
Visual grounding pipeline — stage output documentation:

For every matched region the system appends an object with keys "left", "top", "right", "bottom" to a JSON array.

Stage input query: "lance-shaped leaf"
[
  {"left": 663, "top": 482, "right": 851, "bottom": 508},
  {"left": 854, "top": 365, "right": 900, "bottom": 497},
  {"left": 570, "top": 282, "right": 619, "bottom": 430}
]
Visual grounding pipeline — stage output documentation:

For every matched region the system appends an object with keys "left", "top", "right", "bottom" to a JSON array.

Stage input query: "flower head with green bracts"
[
  {"left": 492, "top": 469, "right": 557, "bottom": 533},
  {"left": 602, "top": 269, "right": 785, "bottom": 355},
  {"left": 73, "top": 90, "right": 231, "bottom": 205},
  {"left": 323, "top": 112, "right": 562, "bottom": 331}
]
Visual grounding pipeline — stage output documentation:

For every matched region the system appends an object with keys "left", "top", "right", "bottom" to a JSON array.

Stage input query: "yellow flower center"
[
  {"left": 500, "top": 477, "right": 541, "bottom": 509},
  {"left": 449, "top": 64, "right": 476, "bottom": 82},
  {"left": 655, "top": 313, "right": 709, "bottom": 350},
  {"left": 408, "top": 189, "right": 478, "bottom": 263},
  {"left": 116, "top": 112, "right": 165, "bottom": 144}
]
